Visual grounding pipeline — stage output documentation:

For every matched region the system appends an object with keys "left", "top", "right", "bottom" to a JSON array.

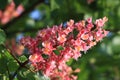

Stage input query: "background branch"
[
  {"left": 6, "top": 27, "right": 120, "bottom": 36},
  {"left": 1, "top": 0, "right": 45, "bottom": 31}
]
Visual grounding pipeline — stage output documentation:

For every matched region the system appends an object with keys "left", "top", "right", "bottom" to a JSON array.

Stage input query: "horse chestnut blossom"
[
  {"left": 20, "top": 17, "right": 108, "bottom": 80},
  {"left": 0, "top": 1, "right": 24, "bottom": 24}
]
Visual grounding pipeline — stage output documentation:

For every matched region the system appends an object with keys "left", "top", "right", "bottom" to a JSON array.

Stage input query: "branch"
[
  {"left": 2, "top": 44, "right": 22, "bottom": 65},
  {"left": 7, "top": 48, "right": 22, "bottom": 66},
  {"left": 24, "top": 65, "right": 35, "bottom": 73},
  {"left": 1, "top": 0, "right": 45, "bottom": 31},
  {"left": 6, "top": 47, "right": 33, "bottom": 79},
  {"left": 10, "top": 66, "right": 21, "bottom": 80},
  {"left": 6, "top": 27, "right": 43, "bottom": 35},
  {"left": 10, "top": 59, "right": 29, "bottom": 80}
]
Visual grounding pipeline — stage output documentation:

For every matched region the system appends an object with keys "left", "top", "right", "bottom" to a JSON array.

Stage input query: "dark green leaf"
[
  {"left": 0, "top": 29, "right": 6, "bottom": 45},
  {"left": 13, "top": 0, "right": 24, "bottom": 7},
  {"left": 0, "top": 54, "right": 7, "bottom": 74},
  {"left": 57, "top": 46, "right": 64, "bottom": 50},
  {"left": 17, "top": 68, "right": 36, "bottom": 80},
  {"left": 53, "top": 50, "right": 60, "bottom": 55},
  {"left": 73, "top": 29, "right": 79, "bottom": 39},
  {"left": 42, "top": 54, "right": 49, "bottom": 59},
  {"left": 0, "top": 0, "right": 8, "bottom": 9},
  {"left": 0, "top": 47, "right": 15, "bottom": 74},
  {"left": 7, "top": 60, "right": 18, "bottom": 72}
]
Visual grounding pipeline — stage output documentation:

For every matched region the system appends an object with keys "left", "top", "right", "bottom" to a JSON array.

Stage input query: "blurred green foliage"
[{"left": 0, "top": 0, "right": 120, "bottom": 80}]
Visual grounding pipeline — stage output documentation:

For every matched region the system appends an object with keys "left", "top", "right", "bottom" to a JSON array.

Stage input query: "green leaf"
[
  {"left": 0, "top": 0, "right": 8, "bottom": 9},
  {"left": 53, "top": 50, "right": 60, "bottom": 55},
  {"left": 13, "top": 0, "right": 24, "bottom": 6},
  {"left": 66, "top": 58, "right": 74, "bottom": 66},
  {"left": 17, "top": 68, "right": 29, "bottom": 80},
  {"left": 50, "top": 0, "right": 60, "bottom": 11},
  {"left": 3, "top": 49, "right": 14, "bottom": 60},
  {"left": 35, "top": 72, "right": 50, "bottom": 80},
  {"left": 0, "top": 46, "right": 7, "bottom": 74},
  {"left": 73, "top": 29, "right": 79, "bottom": 39},
  {"left": 78, "top": 69, "right": 89, "bottom": 80},
  {"left": 57, "top": 46, "right": 64, "bottom": 50},
  {"left": 7, "top": 60, "right": 18, "bottom": 72},
  {"left": 42, "top": 54, "right": 49, "bottom": 59},
  {"left": 0, "top": 54, "right": 7, "bottom": 74},
  {"left": 18, "top": 55, "right": 28, "bottom": 63},
  {"left": 17, "top": 68, "right": 36, "bottom": 80},
  {"left": 0, "top": 29, "right": 6, "bottom": 45},
  {"left": 0, "top": 47, "right": 15, "bottom": 74},
  {"left": 0, "top": 75, "right": 9, "bottom": 80}
]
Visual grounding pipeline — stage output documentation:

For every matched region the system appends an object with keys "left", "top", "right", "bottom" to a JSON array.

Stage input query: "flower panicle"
[{"left": 20, "top": 17, "right": 109, "bottom": 80}]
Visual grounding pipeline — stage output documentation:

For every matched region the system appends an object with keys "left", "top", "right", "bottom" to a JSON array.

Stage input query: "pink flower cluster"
[
  {"left": 20, "top": 17, "right": 108, "bottom": 80},
  {"left": 0, "top": 1, "right": 24, "bottom": 24}
]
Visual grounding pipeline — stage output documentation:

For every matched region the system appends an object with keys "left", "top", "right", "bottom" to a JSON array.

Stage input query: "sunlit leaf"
[
  {"left": 18, "top": 55, "right": 28, "bottom": 62},
  {"left": 50, "top": 0, "right": 60, "bottom": 11}
]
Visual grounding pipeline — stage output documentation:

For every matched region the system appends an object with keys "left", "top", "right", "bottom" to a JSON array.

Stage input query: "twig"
[
  {"left": 24, "top": 65, "right": 35, "bottom": 73},
  {"left": 6, "top": 27, "right": 44, "bottom": 35}
]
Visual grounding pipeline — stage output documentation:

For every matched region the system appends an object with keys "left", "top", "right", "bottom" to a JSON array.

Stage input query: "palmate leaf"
[{"left": 0, "top": 45, "right": 18, "bottom": 78}]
